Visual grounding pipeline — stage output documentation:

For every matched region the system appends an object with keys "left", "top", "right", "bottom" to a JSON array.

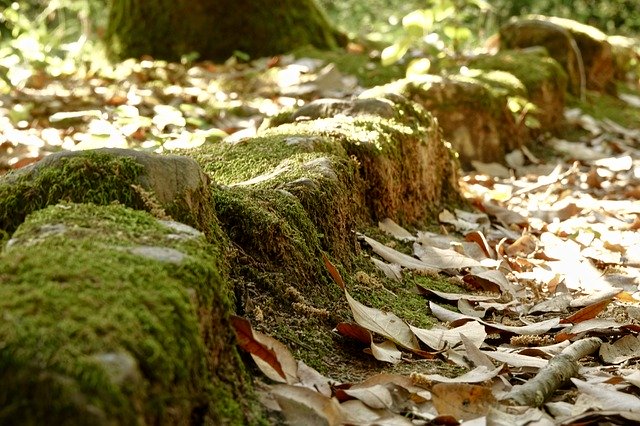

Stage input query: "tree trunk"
[{"left": 106, "top": 0, "right": 347, "bottom": 61}]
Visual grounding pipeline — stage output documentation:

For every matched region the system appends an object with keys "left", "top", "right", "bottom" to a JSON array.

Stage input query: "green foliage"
[
  {"left": 0, "top": 0, "right": 107, "bottom": 91},
  {"left": 380, "top": 0, "right": 493, "bottom": 72}
]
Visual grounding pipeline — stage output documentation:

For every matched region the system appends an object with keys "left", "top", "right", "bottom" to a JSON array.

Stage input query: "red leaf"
[
  {"left": 230, "top": 315, "right": 286, "bottom": 381},
  {"left": 561, "top": 299, "right": 612, "bottom": 325}
]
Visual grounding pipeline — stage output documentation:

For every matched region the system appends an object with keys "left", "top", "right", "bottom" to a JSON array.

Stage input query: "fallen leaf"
[
  {"left": 481, "top": 350, "right": 548, "bottom": 368},
  {"left": 369, "top": 340, "right": 403, "bottom": 365},
  {"left": 363, "top": 235, "right": 438, "bottom": 272},
  {"left": 561, "top": 299, "right": 612, "bottom": 324},
  {"left": 270, "top": 384, "right": 345, "bottom": 426},
  {"left": 371, "top": 258, "right": 402, "bottom": 281},
  {"left": 323, "top": 254, "right": 345, "bottom": 290},
  {"left": 410, "top": 321, "right": 487, "bottom": 351},
  {"left": 431, "top": 383, "right": 496, "bottom": 421},
  {"left": 231, "top": 315, "right": 295, "bottom": 383},
  {"left": 413, "top": 243, "right": 482, "bottom": 269},
  {"left": 571, "top": 378, "right": 640, "bottom": 411},
  {"left": 346, "top": 290, "right": 420, "bottom": 351},
  {"left": 343, "top": 384, "right": 394, "bottom": 409},
  {"left": 418, "top": 365, "right": 504, "bottom": 384},
  {"left": 378, "top": 218, "right": 415, "bottom": 241},
  {"left": 599, "top": 335, "right": 640, "bottom": 364}
]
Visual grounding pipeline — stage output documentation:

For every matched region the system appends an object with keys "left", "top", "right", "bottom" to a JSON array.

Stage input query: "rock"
[
  {"left": 0, "top": 148, "right": 216, "bottom": 238},
  {"left": 468, "top": 49, "right": 568, "bottom": 132},
  {"left": 363, "top": 74, "right": 530, "bottom": 167},
  {"left": 500, "top": 15, "right": 616, "bottom": 95},
  {"left": 0, "top": 203, "right": 251, "bottom": 424}
]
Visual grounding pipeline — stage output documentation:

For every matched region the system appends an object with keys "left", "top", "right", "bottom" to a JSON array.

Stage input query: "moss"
[
  {"left": 0, "top": 203, "right": 253, "bottom": 425},
  {"left": 468, "top": 50, "right": 567, "bottom": 94},
  {"left": 568, "top": 89, "right": 640, "bottom": 129},
  {"left": 0, "top": 152, "right": 146, "bottom": 235}
]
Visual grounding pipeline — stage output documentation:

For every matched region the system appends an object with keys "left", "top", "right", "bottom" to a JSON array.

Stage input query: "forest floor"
[{"left": 3, "top": 51, "right": 640, "bottom": 424}]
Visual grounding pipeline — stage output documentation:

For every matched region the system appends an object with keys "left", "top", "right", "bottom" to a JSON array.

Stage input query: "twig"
[{"left": 502, "top": 337, "right": 602, "bottom": 407}]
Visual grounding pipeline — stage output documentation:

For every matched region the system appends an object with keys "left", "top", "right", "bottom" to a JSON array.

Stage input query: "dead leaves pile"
[
  {"left": 233, "top": 100, "right": 640, "bottom": 424},
  {"left": 0, "top": 55, "right": 358, "bottom": 172}
]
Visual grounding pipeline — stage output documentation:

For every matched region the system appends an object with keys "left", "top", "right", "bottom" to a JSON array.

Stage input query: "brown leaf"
[
  {"left": 431, "top": 383, "right": 496, "bottom": 421},
  {"left": 323, "top": 254, "right": 345, "bottom": 290},
  {"left": 346, "top": 290, "right": 420, "bottom": 351},
  {"left": 465, "top": 230, "right": 495, "bottom": 259},
  {"left": 336, "top": 322, "right": 371, "bottom": 345},
  {"left": 270, "top": 384, "right": 345, "bottom": 426},
  {"left": 561, "top": 299, "right": 612, "bottom": 325},
  {"left": 231, "top": 315, "right": 288, "bottom": 382}
]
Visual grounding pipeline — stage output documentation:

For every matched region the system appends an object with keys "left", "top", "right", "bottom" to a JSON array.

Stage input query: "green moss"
[
  {"left": 468, "top": 50, "right": 568, "bottom": 94},
  {"left": 0, "top": 152, "right": 146, "bottom": 235},
  {"left": 0, "top": 203, "right": 252, "bottom": 425},
  {"left": 569, "top": 89, "right": 640, "bottom": 129}
]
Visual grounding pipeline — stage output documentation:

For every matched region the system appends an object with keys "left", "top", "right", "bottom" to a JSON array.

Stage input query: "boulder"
[
  {"left": 467, "top": 50, "right": 568, "bottom": 132},
  {"left": 0, "top": 148, "right": 216, "bottom": 238},
  {"left": 362, "top": 75, "right": 530, "bottom": 167},
  {"left": 0, "top": 203, "right": 254, "bottom": 424},
  {"left": 500, "top": 15, "right": 616, "bottom": 95}
]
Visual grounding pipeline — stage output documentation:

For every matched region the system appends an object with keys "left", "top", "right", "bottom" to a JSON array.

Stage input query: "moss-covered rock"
[
  {"left": 467, "top": 50, "right": 568, "bottom": 132},
  {"left": 0, "top": 149, "right": 218, "bottom": 240},
  {"left": 500, "top": 15, "right": 616, "bottom": 95},
  {"left": 0, "top": 203, "right": 255, "bottom": 425},
  {"left": 261, "top": 94, "right": 461, "bottom": 223},
  {"left": 362, "top": 75, "right": 530, "bottom": 168}
]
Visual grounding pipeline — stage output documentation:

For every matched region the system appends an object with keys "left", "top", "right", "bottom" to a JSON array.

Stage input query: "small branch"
[{"left": 502, "top": 337, "right": 602, "bottom": 407}]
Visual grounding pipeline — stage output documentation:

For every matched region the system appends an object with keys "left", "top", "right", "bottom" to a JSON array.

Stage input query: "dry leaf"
[
  {"left": 561, "top": 299, "right": 612, "bottom": 324},
  {"left": 465, "top": 231, "right": 495, "bottom": 259},
  {"left": 378, "top": 218, "right": 415, "bottom": 241},
  {"left": 418, "top": 366, "right": 504, "bottom": 384},
  {"left": 363, "top": 235, "right": 438, "bottom": 272},
  {"left": 371, "top": 258, "right": 402, "bottom": 281},
  {"left": 599, "top": 335, "right": 640, "bottom": 364},
  {"left": 270, "top": 384, "right": 345, "bottom": 426},
  {"left": 346, "top": 290, "right": 420, "bottom": 351},
  {"left": 413, "top": 243, "right": 482, "bottom": 269},
  {"left": 481, "top": 350, "right": 548, "bottom": 368},
  {"left": 231, "top": 315, "right": 295, "bottom": 383},
  {"left": 571, "top": 378, "right": 640, "bottom": 411},
  {"left": 431, "top": 383, "right": 497, "bottom": 421},
  {"left": 369, "top": 340, "right": 403, "bottom": 365},
  {"left": 323, "top": 254, "right": 345, "bottom": 290},
  {"left": 410, "top": 321, "right": 487, "bottom": 351}
]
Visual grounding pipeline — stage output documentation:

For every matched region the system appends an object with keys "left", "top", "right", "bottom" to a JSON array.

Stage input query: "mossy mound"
[
  {"left": 262, "top": 95, "right": 461, "bottom": 223},
  {"left": 500, "top": 15, "right": 616, "bottom": 94},
  {"left": 190, "top": 132, "right": 364, "bottom": 265},
  {"left": 363, "top": 75, "right": 529, "bottom": 167},
  {"left": 468, "top": 50, "right": 568, "bottom": 132},
  {"left": 0, "top": 203, "right": 253, "bottom": 425},
  {"left": 0, "top": 149, "right": 218, "bottom": 240}
]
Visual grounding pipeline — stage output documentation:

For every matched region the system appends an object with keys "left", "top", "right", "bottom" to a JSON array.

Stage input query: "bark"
[{"left": 106, "top": 0, "right": 347, "bottom": 61}]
